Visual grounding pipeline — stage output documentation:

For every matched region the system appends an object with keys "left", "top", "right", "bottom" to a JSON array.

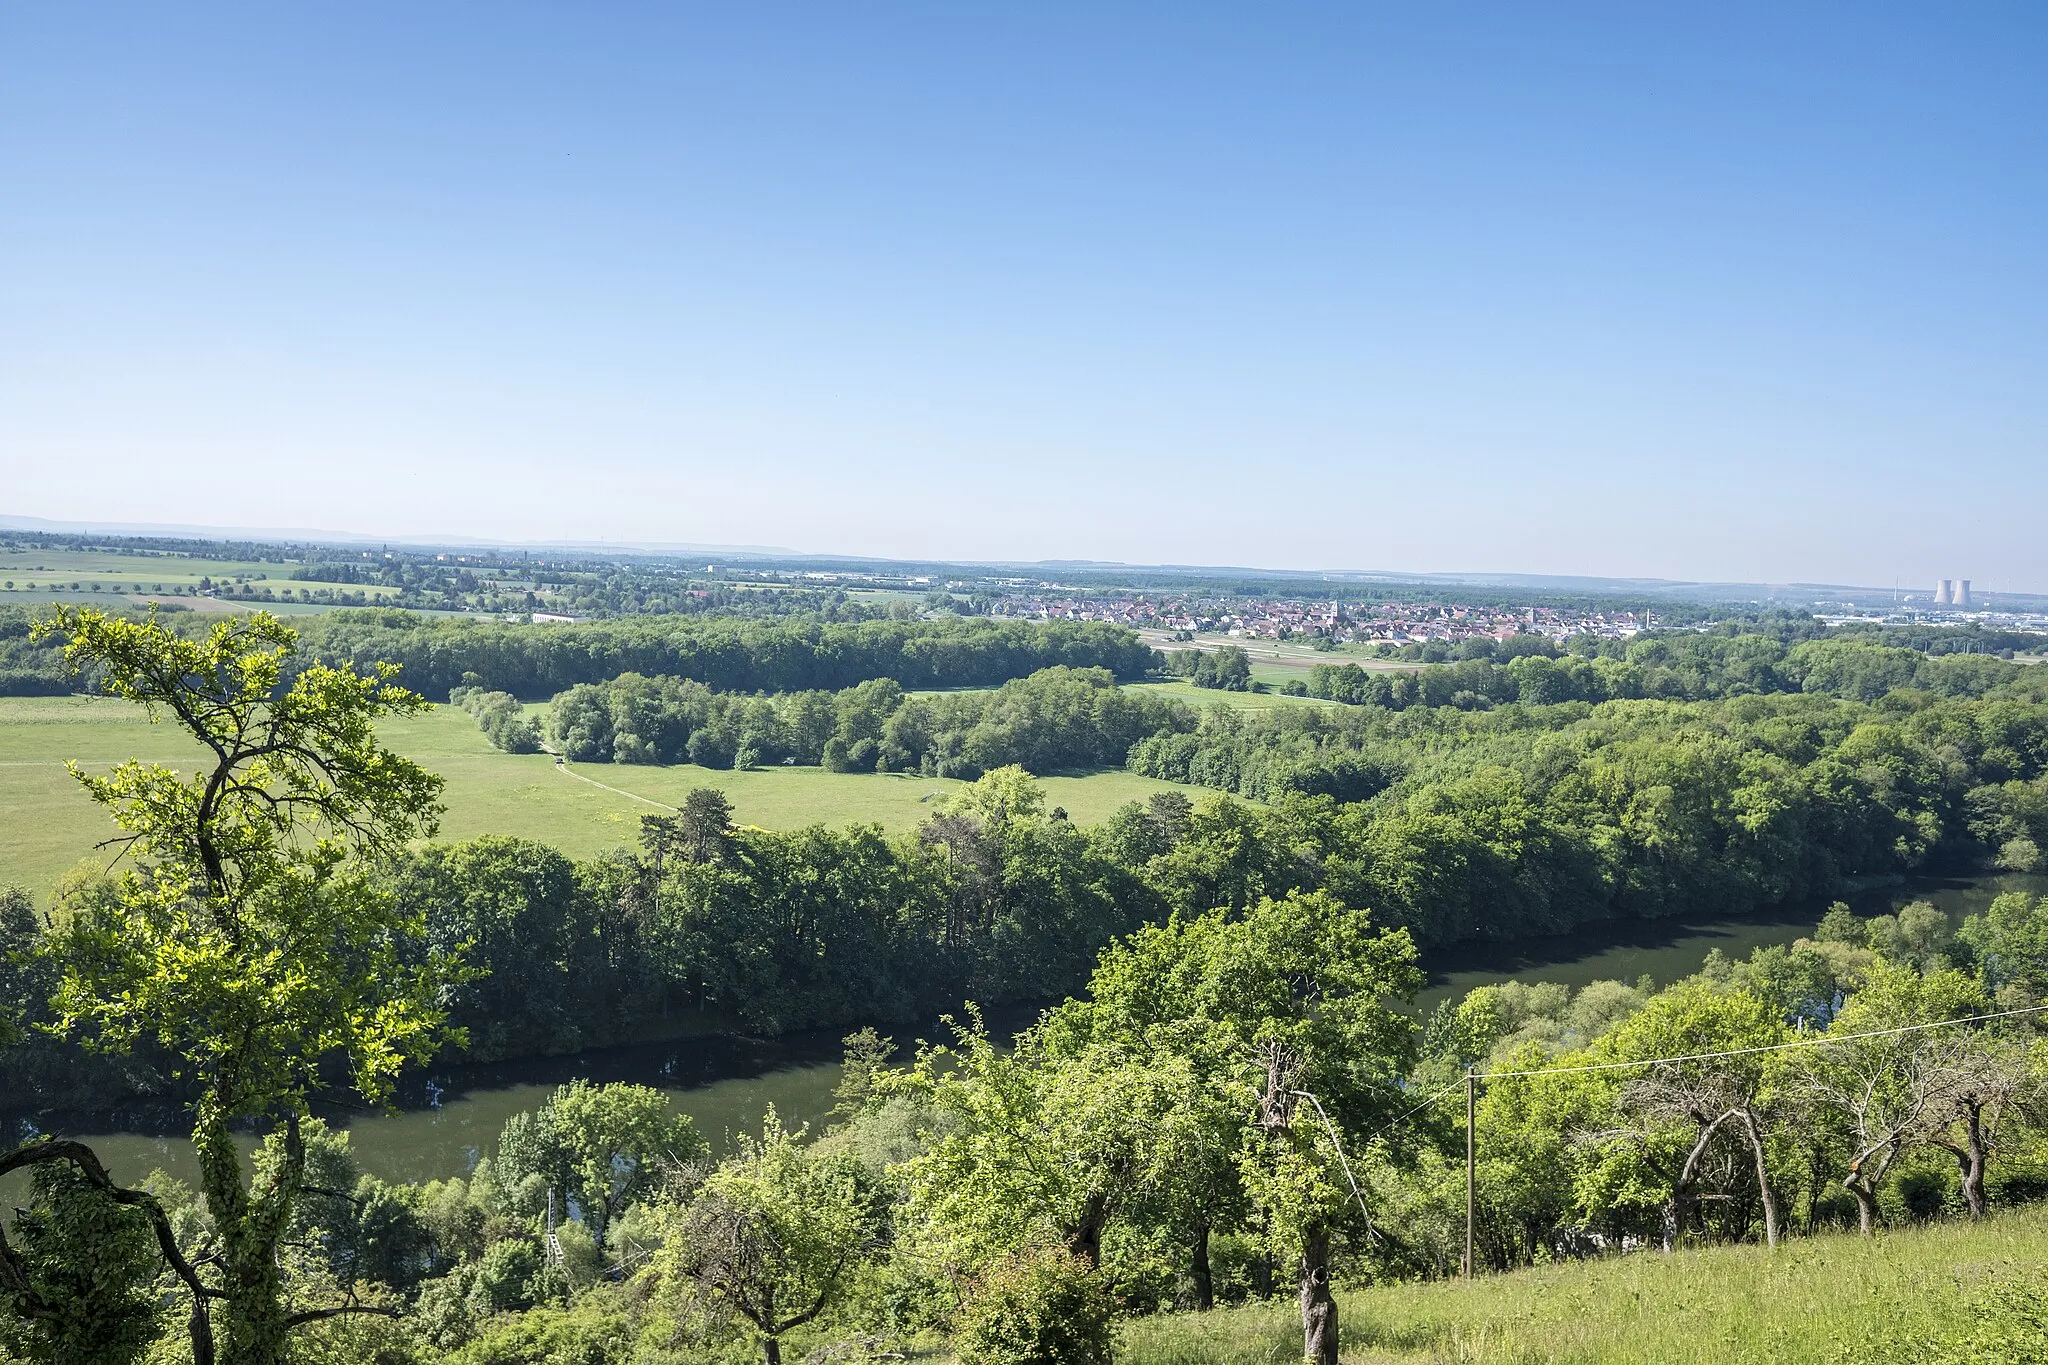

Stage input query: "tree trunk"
[
  {"left": 1846, "top": 1177, "right": 1880, "bottom": 1235},
  {"left": 1955, "top": 1104, "right": 1991, "bottom": 1219},
  {"left": 1190, "top": 1223, "right": 1213, "bottom": 1312},
  {"left": 1662, "top": 1184, "right": 1696, "bottom": 1254},
  {"left": 1843, "top": 1139, "right": 1900, "bottom": 1237},
  {"left": 1738, "top": 1109, "right": 1780, "bottom": 1249},
  {"left": 198, "top": 1102, "right": 296, "bottom": 1365},
  {"left": 1299, "top": 1227, "right": 1338, "bottom": 1365},
  {"left": 762, "top": 1336, "right": 781, "bottom": 1365},
  {"left": 1801, "top": 1146, "right": 1829, "bottom": 1232},
  {"left": 1067, "top": 1190, "right": 1108, "bottom": 1270},
  {"left": 1662, "top": 1111, "right": 1728, "bottom": 1253}
]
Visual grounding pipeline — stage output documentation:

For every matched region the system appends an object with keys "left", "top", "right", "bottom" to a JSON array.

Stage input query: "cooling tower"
[
  {"left": 1934, "top": 580, "right": 1952, "bottom": 605},
  {"left": 1957, "top": 580, "right": 1972, "bottom": 607}
]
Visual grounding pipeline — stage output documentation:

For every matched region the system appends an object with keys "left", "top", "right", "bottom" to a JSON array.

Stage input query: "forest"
[
  {"left": 540, "top": 667, "right": 1194, "bottom": 776},
  {"left": 0, "top": 605, "right": 1156, "bottom": 700},
  {"left": 4, "top": 607, "right": 2048, "bottom": 1365}
]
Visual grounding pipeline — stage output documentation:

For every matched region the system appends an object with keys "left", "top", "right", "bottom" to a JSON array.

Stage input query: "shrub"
[{"left": 957, "top": 1248, "right": 1116, "bottom": 1365}]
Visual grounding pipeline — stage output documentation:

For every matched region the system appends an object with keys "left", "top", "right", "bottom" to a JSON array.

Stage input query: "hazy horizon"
[
  {"left": 5, "top": 511, "right": 2035, "bottom": 598},
  {"left": 4, "top": 5, "right": 2043, "bottom": 589}
]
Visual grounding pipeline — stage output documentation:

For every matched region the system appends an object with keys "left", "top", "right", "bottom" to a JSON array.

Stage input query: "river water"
[{"left": 20, "top": 871, "right": 2046, "bottom": 1192}]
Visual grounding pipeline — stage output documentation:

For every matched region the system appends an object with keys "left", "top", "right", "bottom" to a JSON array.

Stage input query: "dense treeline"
[
  {"left": 1160, "top": 644, "right": 1253, "bottom": 691},
  {"left": 9, "top": 686, "right": 2048, "bottom": 1106},
  {"left": 1302, "top": 633, "right": 2048, "bottom": 710},
  {"left": 547, "top": 666, "right": 1195, "bottom": 776},
  {"left": 1847, "top": 620, "right": 2048, "bottom": 657},
  {"left": 0, "top": 607, "right": 72, "bottom": 695},
  {"left": 405, "top": 771, "right": 1177, "bottom": 1052},
  {"left": 8, "top": 604, "right": 1157, "bottom": 701},
  {"left": 294, "top": 609, "right": 1157, "bottom": 699},
  {"left": 1374, "top": 613, "right": 2044, "bottom": 665},
  {"left": 1133, "top": 687, "right": 2048, "bottom": 939},
  {"left": 0, "top": 770, "right": 1169, "bottom": 1098}
]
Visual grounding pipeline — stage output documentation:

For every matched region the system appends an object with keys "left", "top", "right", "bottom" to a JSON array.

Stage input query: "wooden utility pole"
[{"left": 1464, "top": 1066, "right": 1476, "bottom": 1280}]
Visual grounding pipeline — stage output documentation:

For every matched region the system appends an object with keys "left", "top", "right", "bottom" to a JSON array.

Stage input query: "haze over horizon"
[{"left": 4, "top": 5, "right": 2043, "bottom": 589}]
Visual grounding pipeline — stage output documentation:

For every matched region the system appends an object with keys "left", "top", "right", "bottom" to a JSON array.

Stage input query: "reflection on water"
[
  {"left": 1417, "top": 871, "right": 2048, "bottom": 1013},
  {"left": 15, "top": 873, "right": 2046, "bottom": 1191},
  {"left": 13, "top": 1032, "right": 856, "bottom": 1193}
]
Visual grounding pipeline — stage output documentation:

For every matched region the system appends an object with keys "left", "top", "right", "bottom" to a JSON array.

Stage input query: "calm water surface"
[{"left": 24, "top": 872, "right": 2047, "bottom": 1190}]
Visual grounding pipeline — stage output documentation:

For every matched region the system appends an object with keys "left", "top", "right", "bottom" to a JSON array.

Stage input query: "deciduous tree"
[{"left": 30, "top": 607, "right": 453, "bottom": 1365}]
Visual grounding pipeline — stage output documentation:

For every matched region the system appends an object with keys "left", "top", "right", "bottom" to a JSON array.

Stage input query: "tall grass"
[{"left": 1121, "top": 1208, "right": 2048, "bottom": 1364}]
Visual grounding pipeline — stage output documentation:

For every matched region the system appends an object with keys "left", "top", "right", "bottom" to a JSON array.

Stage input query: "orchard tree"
[
  {"left": 663, "top": 1109, "right": 878, "bottom": 1365},
  {"left": 1924, "top": 1029, "right": 2044, "bottom": 1219},
  {"left": 29, "top": 607, "right": 455, "bottom": 1365},
  {"left": 1573, "top": 983, "right": 1788, "bottom": 1251},
  {"left": 1069, "top": 890, "right": 1420, "bottom": 1365},
  {"left": 888, "top": 1012, "right": 1219, "bottom": 1277},
  {"left": 1788, "top": 961, "right": 1986, "bottom": 1233},
  {"left": 494, "top": 1080, "right": 706, "bottom": 1250}
]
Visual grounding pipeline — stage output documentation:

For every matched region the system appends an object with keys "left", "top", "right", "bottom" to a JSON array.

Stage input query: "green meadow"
[
  {"left": 1119, "top": 1208, "right": 2048, "bottom": 1365},
  {"left": 0, "top": 696, "right": 1209, "bottom": 896},
  {"left": 0, "top": 546, "right": 405, "bottom": 610},
  {"left": 1124, "top": 678, "right": 1343, "bottom": 710}
]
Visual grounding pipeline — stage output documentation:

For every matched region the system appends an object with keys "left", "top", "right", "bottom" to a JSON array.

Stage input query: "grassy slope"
[
  {"left": 0, "top": 697, "right": 1209, "bottom": 895},
  {"left": 1120, "top": 1209, "right": 2048, "bottom": 1364}
]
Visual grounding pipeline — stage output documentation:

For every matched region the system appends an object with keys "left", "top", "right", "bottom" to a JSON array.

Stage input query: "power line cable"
[
  {"left": 1354, "top": 1076, "right": 1469, "bottom": 1149},
  {"left": 1276, "top": 1001, "right": 2047, "bottom": 1276},
  {"left": 1342, "top": 1000, "right": 2048, "bottom": 1150},
  {"left": 1476, "top": 1001, "right": 2048, "bottom": 1081}
]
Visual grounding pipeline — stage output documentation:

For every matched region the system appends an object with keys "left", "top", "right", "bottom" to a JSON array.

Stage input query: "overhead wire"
[
  {"left": 1476, "top": 1000, "right": 2048, "bottom": 1081},
  {"left": 1343, "top": 1001, "right": 2048, "bottom": 1146}
]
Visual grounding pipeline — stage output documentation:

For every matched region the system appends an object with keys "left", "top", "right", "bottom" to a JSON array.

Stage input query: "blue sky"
[{"left": 3, "top": 4, "right": 2042, "bottom": 587}]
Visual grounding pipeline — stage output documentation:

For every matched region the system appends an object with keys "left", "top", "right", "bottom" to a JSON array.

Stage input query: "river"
[{"left": 18, "top": 870, "right": 2046, "bottom": 1192}]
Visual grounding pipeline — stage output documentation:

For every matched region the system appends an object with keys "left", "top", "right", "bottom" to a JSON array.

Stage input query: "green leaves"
[
  {"left": 0, "top": 1164, "right": 165, "bottom": 1365},
  {"left": 493, "top": 1080, "right": 707, "bottom": 1248},
  {"left": 663, "top": 1108, "right": 880, "bottom": 1358},
  {"left": 35, "top": 607, "right": 442, "bottom": 890},
  {"left": 29, "top": 606, "right": 463, "bottom": 1362},
  {"left": 35, "top": 607, "right": 452, "bottom": 1114}
]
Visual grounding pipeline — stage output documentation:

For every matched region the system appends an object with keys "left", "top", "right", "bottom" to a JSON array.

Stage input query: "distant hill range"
[{"left": 3, "top": 512, "right": 2041, "bottom": 611}]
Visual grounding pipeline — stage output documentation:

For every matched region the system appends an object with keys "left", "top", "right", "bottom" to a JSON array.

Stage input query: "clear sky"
[{"left": 3, "top": 5, "right": 2043, "bottom": 588}]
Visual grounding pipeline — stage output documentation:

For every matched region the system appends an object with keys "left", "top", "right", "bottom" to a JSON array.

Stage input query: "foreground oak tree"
[{"left": 26, "top": 607, "right": 453, "bottom": 1365}]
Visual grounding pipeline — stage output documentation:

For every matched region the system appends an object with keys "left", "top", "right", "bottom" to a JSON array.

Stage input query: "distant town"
[{"left": 987, "top": 591, "right": 1651, "bottom": 646}]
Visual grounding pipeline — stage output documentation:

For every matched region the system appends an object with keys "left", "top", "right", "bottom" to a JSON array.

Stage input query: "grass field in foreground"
[
  {"left": 0, "top": 697, "right": 1210, "bottom": 896},
  {"left": 1120, "top": 1208, "right": 2048, "bottom": 1364}
]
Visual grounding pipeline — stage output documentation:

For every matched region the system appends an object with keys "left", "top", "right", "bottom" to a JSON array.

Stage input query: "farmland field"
[
  {"left": 911, "top": 678, "right": 1336, "bottom": 712},
  {"left": 0, "top": 696, "right": 1211, "bottom": 896},
  {"left": 1123, "top": 678, "right": 1341, "bottom": 710},
  {"left": 0, "top": 546, "right": 406, "bottom": 610},
  {"left": 1140, "top": 628, "right": 1419, "bottom": 672}
]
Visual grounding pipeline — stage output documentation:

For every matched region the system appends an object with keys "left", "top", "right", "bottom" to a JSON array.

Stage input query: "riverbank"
[{"left": 11, "top": 869, "right": 2043, "bottom": 1192}]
